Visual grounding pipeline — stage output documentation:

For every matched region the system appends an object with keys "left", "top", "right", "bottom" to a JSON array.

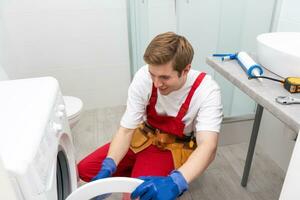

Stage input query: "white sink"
[{"left": 256, "top": 32, "right": 300, "bottom": 78}]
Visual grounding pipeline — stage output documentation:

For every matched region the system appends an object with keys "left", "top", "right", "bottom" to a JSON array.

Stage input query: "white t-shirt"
[{"left": 120, "top": 65, "right": 223, "bottom": 136}]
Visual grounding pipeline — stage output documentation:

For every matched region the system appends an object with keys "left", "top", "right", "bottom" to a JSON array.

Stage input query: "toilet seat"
[
  {"left": 63, "top": 96, "right": 83, "bottom": 120},
  {"left": 66, "top": 177, "right": 143, "bottom": 200}
]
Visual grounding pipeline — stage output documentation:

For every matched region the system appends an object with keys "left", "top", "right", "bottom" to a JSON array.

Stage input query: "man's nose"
[{"left": 153, "top": 78, "right": 163, "bottom": 88}]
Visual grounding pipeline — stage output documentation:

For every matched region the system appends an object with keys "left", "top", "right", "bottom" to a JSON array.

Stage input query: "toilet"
[{"left": 63, "top": 96, "right": 83, "bottom": 128}]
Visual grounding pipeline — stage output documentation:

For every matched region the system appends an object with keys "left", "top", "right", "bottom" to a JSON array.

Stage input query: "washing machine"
[{"left": 0, "top": 77, "right": 77, "bottom": 200}]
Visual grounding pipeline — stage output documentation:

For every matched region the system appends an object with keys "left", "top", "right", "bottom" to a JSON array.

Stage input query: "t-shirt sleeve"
[
  {"left": 120, "top": 66, "right": 150, "bottom": 129},
  {"left": 195, "top": 79, "right": 223, "bottom": 133}
]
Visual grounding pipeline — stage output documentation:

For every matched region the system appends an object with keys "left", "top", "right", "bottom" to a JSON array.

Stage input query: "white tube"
[{"left": 236, "top": 51, "right": 263, "bottom": 81}]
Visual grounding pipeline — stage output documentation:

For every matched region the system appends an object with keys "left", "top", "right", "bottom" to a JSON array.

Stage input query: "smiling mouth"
[{"left": 159, "top": 87, "right": 168, "bottom": 91}]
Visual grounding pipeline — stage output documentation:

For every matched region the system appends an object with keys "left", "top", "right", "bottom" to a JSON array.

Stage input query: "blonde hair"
[{"left": 144, "top": 32, "right": 194, "bottom": 75}]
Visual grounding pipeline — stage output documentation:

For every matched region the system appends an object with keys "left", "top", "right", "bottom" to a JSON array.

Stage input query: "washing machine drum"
[{"left": 66, "top": 177, "right": 143, "bottom": 200}]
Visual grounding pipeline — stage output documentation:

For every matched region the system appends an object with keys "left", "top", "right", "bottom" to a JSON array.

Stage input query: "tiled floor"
[{"left": 72, "top": 106, "right": 285, "bottom": 200}]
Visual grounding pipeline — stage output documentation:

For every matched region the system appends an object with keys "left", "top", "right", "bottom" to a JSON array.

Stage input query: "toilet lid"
[
  {"left": 66, "top": 177, "right": 143, "bottom": 200},
  {"left": 63, "top": 96, "right": 83, "bottom": 119}
]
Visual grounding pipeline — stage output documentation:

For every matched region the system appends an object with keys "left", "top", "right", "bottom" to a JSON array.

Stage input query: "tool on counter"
[
  {"left": 249, "top": 76, "right": 300, "bottom": 93},
  {"left": 213, "top": 51, "right": 300, "bottom": 93},
  {"left": 213, "top": 51, "right": 264, "bottom": 78},
  {"left": 275, "top": 96, "right": 300, "bottom": 105}
]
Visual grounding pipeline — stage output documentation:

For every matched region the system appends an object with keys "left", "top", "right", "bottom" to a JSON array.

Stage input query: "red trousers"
[{"left": 77, "top": 143, "right": 174, "bottom": 182}]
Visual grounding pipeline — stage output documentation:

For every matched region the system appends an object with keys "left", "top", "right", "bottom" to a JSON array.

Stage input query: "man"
[{"left": 78, "top": 32, "right": 223, "bottom": 200}]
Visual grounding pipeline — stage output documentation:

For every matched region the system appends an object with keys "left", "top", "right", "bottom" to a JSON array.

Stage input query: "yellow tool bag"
[{"left": 130, "top": 123, "right": 196, "bottom": 169}]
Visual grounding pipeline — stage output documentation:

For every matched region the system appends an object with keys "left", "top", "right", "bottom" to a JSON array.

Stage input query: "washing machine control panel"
[
  {"left": 51, "top": 92, "right": 67, "bottom": 137},
  {"left": 56, "top": 110, "right": 65, "bottom": 119},
  {"left": 33, "top": 90, "right": 70, "bottom": 194}
]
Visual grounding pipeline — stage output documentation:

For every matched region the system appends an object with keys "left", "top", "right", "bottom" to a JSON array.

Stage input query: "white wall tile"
[
  {"left": 216, "top": 0, "right": 245, "bottom": 52},
  {"left": 177, "top": 0, "right": 221, "bottom": 75},
  {"left": 19, "top": 64, "right": 130, "bottom": 91},
  {"left": 2, "top": 9, "right": 129, "bottom": 71},
  {"left": 230, "top": 87, "right": 256, "bottom": 116},
  {"left": 258, "top": 110, "right": 296, "bottom": 172},
  {"left": 0, "top": 66, "right": 9, "bottom": 81},
  {"left": 214, "top": 72, "right": 234, "bottom": 117},
  {"left": 66, "top": 84, "right": 129, "bottom": 110},
  {"left": 0, "top": 0, "right": 131, "bottom": 109},
  {"left": 276, "top": 0, "right": 300, "bottom": 31},
  {"left": 148, "top": 0, "right": 176, "bottom": 40},
  {"left": 277, "top": 19, "right": 300, "bottom": 31},
  {"left": 279, "top": 0, "right": 300, "bottom": 22},
  {"left": 240, "top": 0, "right": 276, "bottom": 51}
]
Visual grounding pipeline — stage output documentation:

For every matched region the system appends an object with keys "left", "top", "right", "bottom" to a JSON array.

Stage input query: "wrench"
[{"left": 275, "top": 96, "right": 300, "bottom": 105}]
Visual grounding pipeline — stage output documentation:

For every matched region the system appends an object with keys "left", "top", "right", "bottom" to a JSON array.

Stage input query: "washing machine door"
[{"left": 66, "top": 177, "right": 143, "bottom": 200}]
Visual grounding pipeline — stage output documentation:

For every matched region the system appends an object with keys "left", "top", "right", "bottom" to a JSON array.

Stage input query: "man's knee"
[
  {"left": 77, "top": 143, "right": 111, "bottom": 182},
  {"left": 77, "top": 159, "right": 93, "bottom": 182}
]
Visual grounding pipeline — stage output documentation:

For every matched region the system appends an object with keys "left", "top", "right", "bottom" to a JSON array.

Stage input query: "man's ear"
[{"left": 182, "top": 64, "right": 191, "bottom": 75}]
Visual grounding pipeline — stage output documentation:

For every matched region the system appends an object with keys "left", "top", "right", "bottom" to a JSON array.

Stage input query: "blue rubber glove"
[
  {"left": 90, "top": 158, "right": 117, "bottom": 200},
  {"left": 131, "top": 170, "right": 188, "bottom": 200},
  {"left": 91, "top": 157, "right": 116, "bottom": 181}
]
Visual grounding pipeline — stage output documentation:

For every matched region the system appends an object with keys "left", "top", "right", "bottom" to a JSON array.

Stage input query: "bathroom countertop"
[
  {"left": 207, "top": 56, "right": 300, "bottom": 199},
  {"left": 206, "top": 56, "right": 300, "bottom": 133}
]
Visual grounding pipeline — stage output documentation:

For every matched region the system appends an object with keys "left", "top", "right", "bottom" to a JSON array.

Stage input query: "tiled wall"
[
  {"left": 0, "top": 0, "right": 131, "bottom": 110},
  {"left": 0, "top": 10, "right": 6, "bottom": 80},
  {"left": 0, "top": 66, "right": 8, "bottom": 80},
  {"left": 276, "top": 0, "right": 300, "bottom": 31}
]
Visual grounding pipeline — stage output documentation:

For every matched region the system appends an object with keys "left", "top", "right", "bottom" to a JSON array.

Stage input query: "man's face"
[{"left": 148, "top": 61, "right": 190, "bottom": 95}]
